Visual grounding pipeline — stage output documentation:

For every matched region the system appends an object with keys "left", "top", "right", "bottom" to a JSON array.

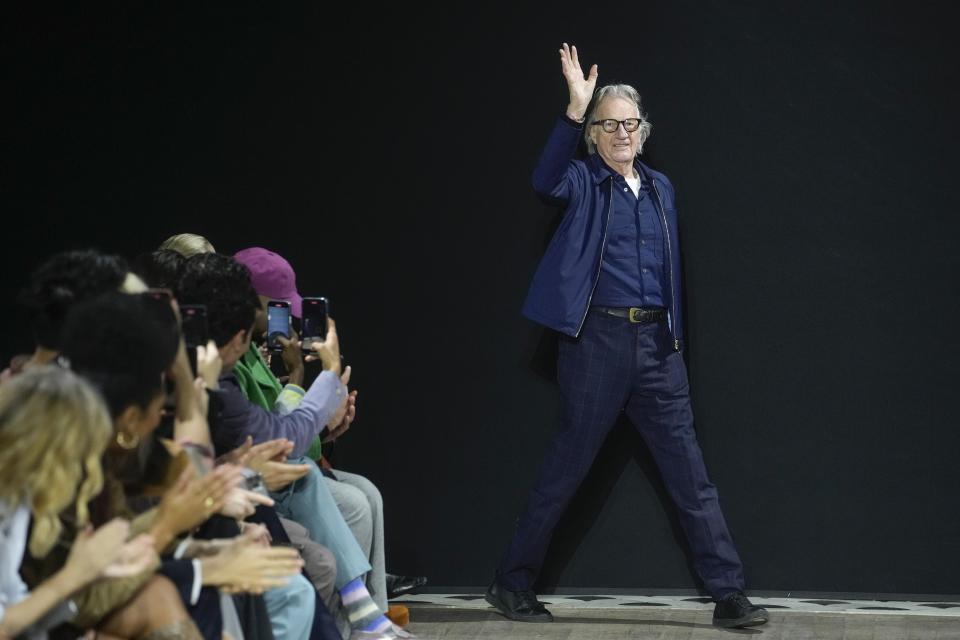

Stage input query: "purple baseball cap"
[{"left": 233, "top": 247, "right": 303, "bottom": 317}]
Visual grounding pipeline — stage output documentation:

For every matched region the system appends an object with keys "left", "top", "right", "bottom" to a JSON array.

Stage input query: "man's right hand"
[
  {"left": 258, "top": 460, "right": 312, "bottom": 491},
  {"left": 560, "top": 42, "right": 598, "bottom": 121},
  {"left": 304, "top": 318, "right": 341, "bottom": 375},
  {"left": 153, "top": 465, "right": 242, "bottom": 547},
  {"left": 326, "top": 366, "right": 352, "bottom": 429},
  {"left": 237, "top": 438, "right": 309, "bottom": 491},
  {"left": 202, "top": 537, "right": 304, "bottom": 594}
]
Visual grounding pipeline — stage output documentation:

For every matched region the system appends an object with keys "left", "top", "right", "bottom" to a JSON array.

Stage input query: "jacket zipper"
[
  {"left": 650, "top": 179, "right": 680, "bottom": 350},
  {"left": 575, "top": 180, "right": 615, "bottom": 337}
]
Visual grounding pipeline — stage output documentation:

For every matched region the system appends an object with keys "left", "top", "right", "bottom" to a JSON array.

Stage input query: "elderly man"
[{"left": 486, "top": 44, "right": 768, "bottom": 629}]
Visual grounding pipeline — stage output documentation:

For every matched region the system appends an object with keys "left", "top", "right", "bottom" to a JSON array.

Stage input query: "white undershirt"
[{"left": 625, "top": 174, "right": 641, "bottom": 197}]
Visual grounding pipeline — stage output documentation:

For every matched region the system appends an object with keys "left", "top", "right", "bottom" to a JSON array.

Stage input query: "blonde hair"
[
  {"left": 0, "top": 367, "right": 113, "bottom": 557},
  {"left": 158, "top": 233, "right": 215, "bottom": 258},
  {"left": 120, "top": 272, "right": 148, "bottom": 293}
]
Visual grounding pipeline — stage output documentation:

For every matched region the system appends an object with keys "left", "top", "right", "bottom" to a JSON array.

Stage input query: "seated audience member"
[
  {"left": 177, "top": 253, "right": 401, "bottom": 639},
  {"left": 62, "top": 292, "right": 316, "bottom": 640},
  {"left": 133, "top": 249, "right": 187, "bottom": 291},
  {"left": 9, "top": 293, "right": 301, "bottom": 639},
  {"left": 0, "top": 366, "right": 181, "bottom": 638},
  {"left": 233, "top": 247, "right": 427, "bottom": 610},
  {"left": 3, "top": 250, "right": 130, "bottom": 379},
  {"left": 8, "top": 251, "right": 316, "bottom": 638},
  {"left": 153, "top": 234, "right": 347, "bottom": 636}
]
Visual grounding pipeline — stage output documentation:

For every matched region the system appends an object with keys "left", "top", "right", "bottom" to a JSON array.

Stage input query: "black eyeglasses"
[{"left": 590, "top": 118, "right": 642, "bottom": 133}]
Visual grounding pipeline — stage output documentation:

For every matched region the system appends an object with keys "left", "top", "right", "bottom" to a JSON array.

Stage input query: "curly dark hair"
[
  {"left": 132, "top": 249, "right": 186, "bottom": 290},
  {"left": 19, "top": 250, "right": 130, "bottom": 350},
  {"left": 175, "top": 253, "right": 260, "bottom": 348},
  {"left": 61, "top": 292, "right": 179, "bottom": 417}
]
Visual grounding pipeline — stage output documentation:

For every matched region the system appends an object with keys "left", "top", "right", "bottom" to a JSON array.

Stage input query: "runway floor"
[{"left": 392, "top": 593, "right": 960, "bottom": 639}]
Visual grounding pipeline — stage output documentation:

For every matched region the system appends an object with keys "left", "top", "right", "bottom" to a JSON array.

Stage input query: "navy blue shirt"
[{"left": 591, "top": 172, "right": 666, "bottom": 307}]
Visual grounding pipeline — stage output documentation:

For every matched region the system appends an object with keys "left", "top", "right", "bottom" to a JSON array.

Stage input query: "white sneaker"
[{"left": 390, "top": 623, "right": 416, "bottom": 638}]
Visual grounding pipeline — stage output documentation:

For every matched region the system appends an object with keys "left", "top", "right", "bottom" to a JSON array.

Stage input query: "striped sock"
[{"left": 341, "top": 578, "right": 391, "bottom": 633}]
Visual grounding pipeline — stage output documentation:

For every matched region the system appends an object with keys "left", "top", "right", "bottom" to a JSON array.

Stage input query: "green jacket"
[{"left": 232, "top": 343, "right": 324, "bottom": 459}]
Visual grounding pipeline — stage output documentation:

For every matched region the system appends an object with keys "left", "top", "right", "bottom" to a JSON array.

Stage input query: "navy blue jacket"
[{"left": 521, "top": 116, "right": 684, "bottom": 348}]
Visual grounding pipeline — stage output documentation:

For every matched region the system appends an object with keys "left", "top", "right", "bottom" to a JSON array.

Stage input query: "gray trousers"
[{"left": 279, "top": 517, "right": 337, "bottom": 608}]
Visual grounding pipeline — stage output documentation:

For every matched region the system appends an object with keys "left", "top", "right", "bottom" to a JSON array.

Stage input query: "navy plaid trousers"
[{"left": 497, "top": 309, "right": 746, "bottom": 599}]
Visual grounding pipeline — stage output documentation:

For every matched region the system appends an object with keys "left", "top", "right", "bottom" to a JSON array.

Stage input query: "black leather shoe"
[
  {"left": 712, "top": 592, "right": 769, "bottom": 628},
  {"left": 386, "top": 573, "right": 428, "bottom": 599},
  {"left": 484, "top": 581, "right": 553, "bottom": 622}
]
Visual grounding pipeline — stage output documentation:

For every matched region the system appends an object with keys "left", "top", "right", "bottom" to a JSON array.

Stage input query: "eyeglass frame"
[{"left": 590, "top": 118, "right": 643, "bottom": 133}]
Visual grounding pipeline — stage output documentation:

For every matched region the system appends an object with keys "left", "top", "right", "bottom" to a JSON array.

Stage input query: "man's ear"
[{"left": 224, "top": 329, "right": 249, "bottom": 359}]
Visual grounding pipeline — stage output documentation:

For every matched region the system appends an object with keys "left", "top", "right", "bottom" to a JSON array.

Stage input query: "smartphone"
[
  {"left": 301, "top": 296, "right": 329, "bottom": 351},
  {"left": 179, "top": 304, "right": 209, "bottom": 375},
  {"left": 267, "top": 300, "right": 292, "bottom": 352}
]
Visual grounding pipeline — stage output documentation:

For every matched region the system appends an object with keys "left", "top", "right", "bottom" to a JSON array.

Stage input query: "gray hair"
[{"left": 584, "top": 84, "right": 653, "bottom": 156}]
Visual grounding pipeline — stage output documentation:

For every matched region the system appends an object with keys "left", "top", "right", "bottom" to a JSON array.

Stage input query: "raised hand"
[
  {"left": 202, "top": 537, "right": 304, "bottom": 594},
  {"left": 304, "top": 318, "right": 341, "bottom": 375},
  {"left": 325, "top": 366, "right": 351, "bottom": 429},
  {"left": 100, "top": 534, "right": 159, "bottom": 578},
  {"left": 218, "top": 487, "right": 275, "bottom": 520},
  {"left": 64, "top": 519, "right": 135, "bottom": 581},
  {"left": 237, "top": 438, "right": 308, "bottom": 492},
  {"left": 324, "top": 389, "right": 357, "bottom": 443},
  {"left": 559, "top": 42, "right": 598, "bottom": 121},
  {"left": 196, "top": 340, "right": 222, "bottom": 391},
  {"left": 154, "top": 464, "right": 242, "bottom": 545},
  {"left": 239, "top": 438, "right": 294, "bottom": 467},
  {"left": 257, "top": 460, "right": 312, "bottom": 492}
]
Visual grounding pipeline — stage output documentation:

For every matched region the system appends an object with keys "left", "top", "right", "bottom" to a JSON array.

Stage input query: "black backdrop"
[{"left": 3, "top": 2, "right": 959, "bottom": 595}]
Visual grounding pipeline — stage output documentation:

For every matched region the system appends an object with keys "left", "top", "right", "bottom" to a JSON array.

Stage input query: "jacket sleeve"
[
  {"left": 274, "top": 384, "right": 305, "bottom": 416},
  {"left": 531, "top": 116, "right": 587, "bottom": 203},
  {"left": 213, "top": 371, "right": 345, "bottom": 458}
]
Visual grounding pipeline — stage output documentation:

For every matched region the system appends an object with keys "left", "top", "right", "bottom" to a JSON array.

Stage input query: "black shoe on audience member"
[
  {"left": 484, "top": 580, "right": 553, "bottom": 622},
  {"left": 386, "top": 573, "right": 428, "bottom": 599},
  {"left": 712, "top": 592, "right": 769, "bottom": 628}
]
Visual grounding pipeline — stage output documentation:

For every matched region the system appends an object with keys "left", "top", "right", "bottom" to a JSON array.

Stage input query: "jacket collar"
[{"left": 587, "top": 153, "right": 654, "bottom": 186}]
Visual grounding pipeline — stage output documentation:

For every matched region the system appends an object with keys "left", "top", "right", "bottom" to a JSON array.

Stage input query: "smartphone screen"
[
  {"left": 267, "top": 300, "right": 292, "bottom": 352},
  {"left": 301, "top": 297, "right": 329, "bottom": 347}
]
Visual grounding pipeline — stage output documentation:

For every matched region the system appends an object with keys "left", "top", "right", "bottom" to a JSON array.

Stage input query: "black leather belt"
[{"left": 592, "top": 306, "right": 667, "bottom": 324}]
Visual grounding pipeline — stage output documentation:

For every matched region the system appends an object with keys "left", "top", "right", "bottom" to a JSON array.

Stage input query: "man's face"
[
  {"left": 219, "top": 327, "right": 254, "bottom": 372},
  {"left": 589, "top": 96, "right": 642, "bottom": 169},
  {"left": 254, "top": 295, "right": 270, "bottom": 336}
]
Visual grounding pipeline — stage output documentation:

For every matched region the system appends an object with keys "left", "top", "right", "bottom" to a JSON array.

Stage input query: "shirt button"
[
  {"left": 641, "top": 268, "right": 648, "bottom": 273},
  {"left": 640, "top": 240, "right": 646, "bottom": 245},
  {"left": 623, "top": 187, "right": 629, "bottom": 192}
]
